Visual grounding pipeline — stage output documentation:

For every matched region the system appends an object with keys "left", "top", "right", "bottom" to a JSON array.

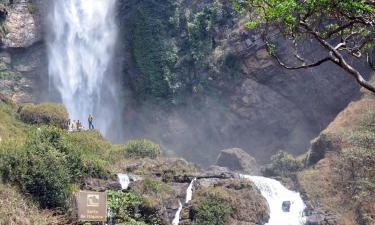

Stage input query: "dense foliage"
[
  {"left": 121, "top": 0, "right": 233, "bottom": 104},
  {"left": 107, "top": 190, "right": 147, "bottom": 225},
  {"left": 0, "top": 127, "right": 111, "bottom": 209},
  {"left": 125, "top": 139, "right": 161, "bottom": 159},
  {"left": 194, "top": 193, "right": 233, "bottom": 225},
  {"left": 262, "top": 150, "right": 303, "bottom": 177}
]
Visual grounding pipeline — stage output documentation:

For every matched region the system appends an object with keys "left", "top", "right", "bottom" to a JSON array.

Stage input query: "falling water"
[
  {"left": 173, "top": 178, "right": 196, "bottom": 225},
  {"left": 47, "top": 0, "right": 120, "bottom": 137},
  {"left": 172, "top": 201, "right": 183, "bottom": 225},
  {"left": 242, "top": 175, "right": 306, "bottom": 225},
  {"left": 117, "top": 173, "right": 130, "bottom": 190},
  {"left": 185, "top": 178, "right": 196, "bottom": 203}
]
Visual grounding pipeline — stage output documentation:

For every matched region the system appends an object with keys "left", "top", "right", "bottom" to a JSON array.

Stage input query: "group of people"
[{"left": 67, "top": 114, "right": 95, "bottom": 131}]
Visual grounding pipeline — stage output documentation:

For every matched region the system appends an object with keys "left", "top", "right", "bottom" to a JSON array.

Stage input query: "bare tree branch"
[{"left": 301, "top": 21, "right": 375, "bottom": 93}]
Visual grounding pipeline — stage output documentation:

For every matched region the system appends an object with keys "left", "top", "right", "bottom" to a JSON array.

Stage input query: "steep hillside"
[{"left": 298, "top": 86, "right": 375, "bottom": 225}]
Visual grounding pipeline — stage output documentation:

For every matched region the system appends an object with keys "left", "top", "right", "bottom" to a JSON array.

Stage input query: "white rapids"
[
  {"left": 173, "top": 178, "right": 196, "bottom": 225},
  {"left": 47, "top": 0, "right": 119, "bottom": 136},
  {"left": 242, "top": 175, "right": 306, "bottom": 225}
]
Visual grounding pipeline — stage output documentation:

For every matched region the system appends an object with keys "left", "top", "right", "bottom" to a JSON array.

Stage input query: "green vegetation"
[
  {"left": 0, "top": 98, "right": 176, "bottom": 223},
  {"left": 0, "top": 126, "right": 112, "bottom": 209},
  {"left": 262, "top": 150, "right": 303, "bottom": 177},
  {"left": 107, "top": 190, "right": 147, "bottom": 225},
  {"left": 19, "top": 103, "right": 68, "bottom": 129},
  {"left": 0, "top": 95, "right": 26, "bottom": 140},
  {"left": 124, "top": 139, "right": 161, "bottom": 159},
  {"left": 194, "top": 193, "right": 233, "bottom": 225},
  {"left": 0, "top": 71, "right": 19, "bottom": 80},
  {"left": 123, "top": 0, "right": 232, "bottom": 104},
  {"left": 233, "top": 0, "right": 375, "bottom": 92}
]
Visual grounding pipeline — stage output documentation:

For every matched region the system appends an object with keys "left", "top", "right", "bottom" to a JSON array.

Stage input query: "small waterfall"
[
  {"left": 173, "top": 178, "right": 196, "bottom": 225},
  {"left": 242, "top": 175, "right": 306, "bottom": 225},
  {"left": 185, "top": 178, "right": 196, "bottom": 203},
  {"left": 47, "top": 0, "right": 120, "bottom": 137},
  {"left": 117, "top": 173, "right": 130, "bottom": 190},
  {"left": 172, "top": 201, "right": 183, "bottom": 225}
]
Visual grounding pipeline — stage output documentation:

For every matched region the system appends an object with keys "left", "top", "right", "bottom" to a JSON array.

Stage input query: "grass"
[
  {"left": 0, "top": 98, "right": 27, "bottom": 141},
  {"left": 0, "top": 183, "right": 60, "bottom": 225}
]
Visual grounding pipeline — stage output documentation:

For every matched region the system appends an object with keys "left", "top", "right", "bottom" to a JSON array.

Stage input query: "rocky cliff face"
[
  {"left": 118, "top": 0, "right": 367, "bottom": 165},
  {"left": 0, "top": 0, "right": 46, "bottom": 103}
]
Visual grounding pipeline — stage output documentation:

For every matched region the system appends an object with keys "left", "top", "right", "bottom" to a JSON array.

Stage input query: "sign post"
[{"left": 75, "top": 191, "right": 107, "bottom": 222}]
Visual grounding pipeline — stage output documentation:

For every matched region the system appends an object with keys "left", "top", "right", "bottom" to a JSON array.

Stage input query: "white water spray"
[
  {"left": 172, "top": 201, "right": 183, "bottom": 225},
  {"left": 117, "top": 173, "right": 130, "bottom": 190},
  {"left": 242, "top": 175, "right": 306, "bottom": 225},
  {"left": 185, "top": 178, "right": 196, "bottom": 203},
  {"left": 173, "top": 178, "right": 196, "bottom": 225},
  {"left": 47, "top": 0, "right": 119, "bottom": 136}
]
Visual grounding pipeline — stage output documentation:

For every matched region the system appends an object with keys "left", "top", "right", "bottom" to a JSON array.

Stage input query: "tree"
[{"left": 232, "top": 0, "right": 375, "bottom": 93}]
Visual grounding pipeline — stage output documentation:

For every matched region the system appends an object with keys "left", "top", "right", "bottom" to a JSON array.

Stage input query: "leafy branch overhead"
[{"left": 232, "top": 0, "right": 375, "bottom": 93}]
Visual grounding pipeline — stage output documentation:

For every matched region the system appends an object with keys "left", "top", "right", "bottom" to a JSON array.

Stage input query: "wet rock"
[
  {"left": 305, "top": 212, "right": 337, "bottom": 225},
  {"left": 282, "top": 201, "right": 291, "bottom": 212},
  {"left": 82, "top": 178, "right": 122, "bottom": 192},
  {"left": 1, "top": 0, "right": 42, "bottom": 48},
  {"left": 216, "top": 148, "right": 259, "bottom": 174},
  {"left": 118, "top": 157, "right": 200, "bottom": 183}
]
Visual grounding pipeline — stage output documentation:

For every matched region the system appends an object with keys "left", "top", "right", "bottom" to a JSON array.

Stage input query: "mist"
[{"left": 46, "top": 0, "right": 124, "bottom": 140}]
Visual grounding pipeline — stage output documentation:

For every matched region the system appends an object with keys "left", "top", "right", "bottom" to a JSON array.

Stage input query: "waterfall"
[
  {"left": 172, "top": 201, "right": 183, "bottom": 225},
  {"left": 117, "top": 173, "right": 130, "bottom": 190},
  {"left": 185, "top": 178, "right": 196, "bottom": 203},
  {"left": 242, "top": 175, "right": 306, "bottom": 225},
  {"left": 47, "top": 0, "right": 120, "bottom": 137},
  {"left": 173, "top": 178, "right": 196, "bottom": 225}
]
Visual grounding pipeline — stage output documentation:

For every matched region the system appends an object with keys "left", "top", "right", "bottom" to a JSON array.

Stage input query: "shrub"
[
  {"left": 0, "top": 126, "right": 111, "bottom": 209},
  {"left": 18, "top": 103, "right": 68, "bottom": 129},
  {"left": 0, "top": 129, "right": 71, "bottom": 209},
  {"left": 125, "top": 139, "right": 160, "bottom": 159},
  {"left": 194, "top": 194, "right": 233, "bottom": 225},
  {"left": 107, "top": 190, "right": 146, "bottom": 224},
  {"left": 262, "top": 151, "right": 303, "bottom": 177}
]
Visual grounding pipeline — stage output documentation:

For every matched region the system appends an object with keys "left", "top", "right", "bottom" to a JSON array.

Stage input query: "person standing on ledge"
[{"left": 88, "top": 114, "right": 94, "bottom": 129}]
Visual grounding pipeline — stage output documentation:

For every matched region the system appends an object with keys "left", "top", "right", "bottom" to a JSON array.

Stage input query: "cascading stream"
[
  {"left": 173, "top": 178, "right": 196, "bottom": 225},
  {"left": 47, "top": 0, "right": 119, "bottom": 136},
  {"left": 242, "top": 175, "right": 306, "bottom": 225}
]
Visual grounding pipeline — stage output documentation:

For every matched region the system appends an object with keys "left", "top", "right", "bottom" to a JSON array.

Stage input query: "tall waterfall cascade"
[
  {"left": 47, "top": 0, "right": 120, "bottom": 137},
  {"left": 242, "top": 175, "right": 306, "bottom": 225}
]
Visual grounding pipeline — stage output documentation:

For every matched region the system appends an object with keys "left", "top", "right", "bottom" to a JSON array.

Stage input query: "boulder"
[
  {"left": 282, "top": 201, "right": 291, "bottom": 212},
  {"left": 306, "top": 133, "right": 342, "bottom": 166},
  {"left": 216, "top": 148, "right": 259, "bottom": 174}
]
